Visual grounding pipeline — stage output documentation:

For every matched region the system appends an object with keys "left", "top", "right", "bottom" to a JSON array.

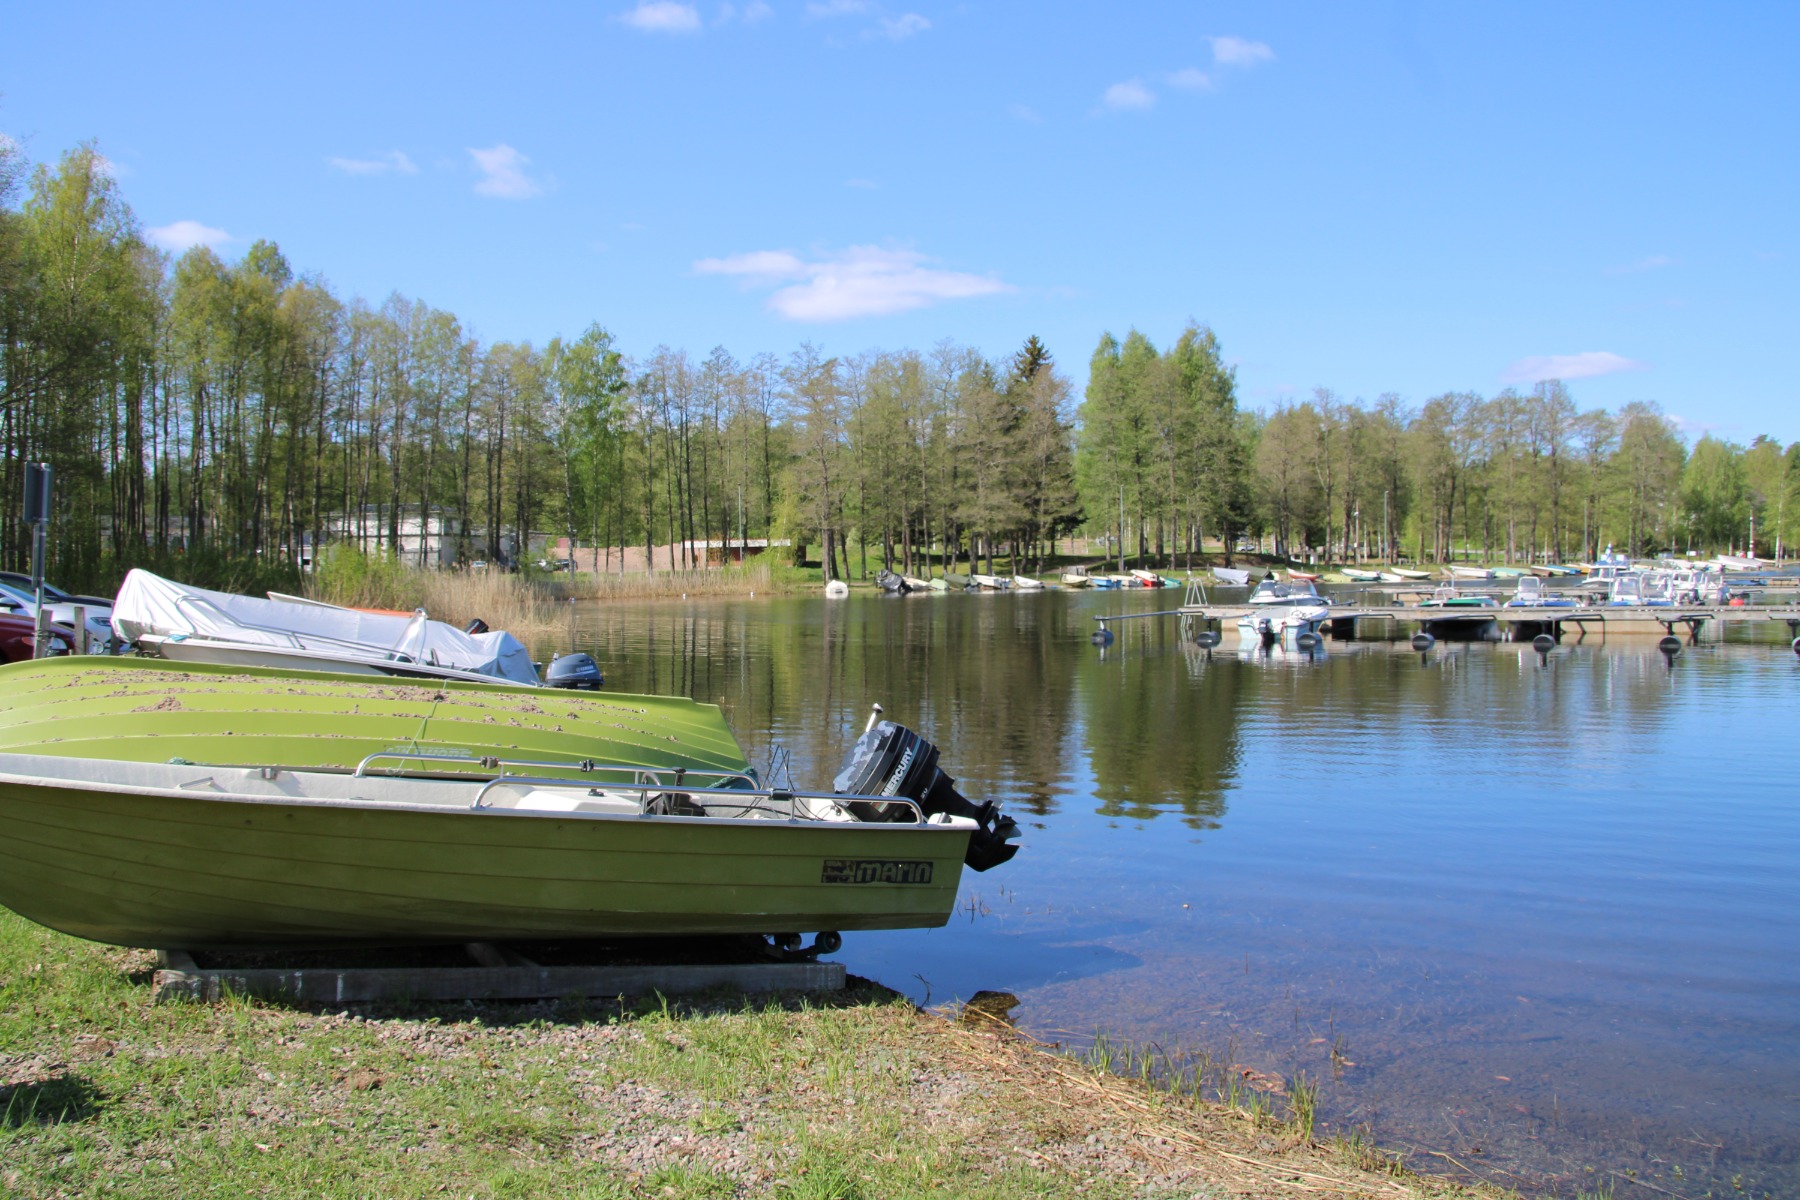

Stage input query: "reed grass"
[
  {"left": 585, "top": 559, "right": 813, "bottom": 600},
  {"left": 303, "top": 549, "right": 570, "bottom": 643}
]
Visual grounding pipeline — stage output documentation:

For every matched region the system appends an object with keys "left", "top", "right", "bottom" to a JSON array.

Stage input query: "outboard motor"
[
  {"left": 833, "top": 720, "right": 1018, "bottom": 872},
  {"left": 465, "top": 618, "right": 490, "bottom": 635},
  {"left": 543, "top": 651, "right": 604, "bottom": 690}
]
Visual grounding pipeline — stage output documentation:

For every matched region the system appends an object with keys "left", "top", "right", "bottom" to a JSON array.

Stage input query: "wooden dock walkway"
[{"left": 1165, "top": 602, "right": 1800, "bottom": 641}]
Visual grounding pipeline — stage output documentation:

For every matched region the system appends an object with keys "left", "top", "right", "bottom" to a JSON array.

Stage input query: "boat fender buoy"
[
  {"left": 1295, "top": 631, "right": 1321, "bottom": 650},
  {"left": 1792, "top": 636, "right": 1800, "bottom": 657},
  {"left": 1411, "top": 631, "right": 1435, "bottom": 652},
  {"left": 1194, "top": 630, "right": 1221, "bottom": 649},
  {"left": 1532, "top": 633, "right": 1556, "bottom": 652},
  {"left": 1658, "top": 635, "right": 1682, "bottom": 655},
  {"left": 1091, "top": 628, "right": 1115, "bottom": 645}
]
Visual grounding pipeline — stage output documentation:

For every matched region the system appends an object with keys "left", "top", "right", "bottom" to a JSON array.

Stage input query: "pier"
[{"left": 1090, "top": 582, "right": 1800, "bottom": 646}]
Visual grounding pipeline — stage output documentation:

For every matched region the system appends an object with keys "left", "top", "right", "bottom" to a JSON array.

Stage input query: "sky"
[{"left": 4, "top": 2, "right": 1796, "bottom": 443}]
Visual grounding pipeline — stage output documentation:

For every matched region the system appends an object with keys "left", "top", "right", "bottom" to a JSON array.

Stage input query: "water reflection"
[{"left": 555, "top": 591, "right": 1800, "bottom": 1199}]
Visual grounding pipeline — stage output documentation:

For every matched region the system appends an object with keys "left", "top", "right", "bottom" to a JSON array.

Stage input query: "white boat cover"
[{"left": 111, "top": 570, "right": 538, "bottom": 685}]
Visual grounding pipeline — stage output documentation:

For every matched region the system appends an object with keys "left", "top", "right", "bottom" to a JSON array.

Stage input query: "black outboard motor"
[
  {"left": 833, "top": 720, "right": 1018, "bottom": 872},
  {"left": 465, "top": 618, "right": 490, "bottom": 635},
  {"left": 543, "top": 651, "right": 604, "bottom": 690}
]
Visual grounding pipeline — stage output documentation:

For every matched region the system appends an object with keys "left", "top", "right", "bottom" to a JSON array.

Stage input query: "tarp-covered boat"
[
  {"left": 0, "top": 658, "right": 1016, "bottom": 950},
  {"left": 112, "top": 569, "right": 538, "bottom": 686}
]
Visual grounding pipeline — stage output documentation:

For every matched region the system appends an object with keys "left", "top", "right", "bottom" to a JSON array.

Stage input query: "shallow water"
[{"left": 558, "top": 588, "right": 1800, "bottom": 1198}]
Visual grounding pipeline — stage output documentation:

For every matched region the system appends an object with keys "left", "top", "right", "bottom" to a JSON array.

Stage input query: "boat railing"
[
  {"left": 467, "top": 773, "right": 927, "bottom": 824},
  {"left": 351, "top": 747, "right": 762, "bottom": 791}
]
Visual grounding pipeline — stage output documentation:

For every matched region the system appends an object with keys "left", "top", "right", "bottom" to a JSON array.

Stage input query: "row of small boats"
[{"left": 863, "top": 567, "right": 1177, "bottom": 595}]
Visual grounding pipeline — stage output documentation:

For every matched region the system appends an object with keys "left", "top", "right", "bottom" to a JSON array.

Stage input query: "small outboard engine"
[
  {"left": 833, "top": 720, "right": 1018, "bottom": 872},
  {"left": 543, "top": 651, "right": 604, "bottom": 690}
]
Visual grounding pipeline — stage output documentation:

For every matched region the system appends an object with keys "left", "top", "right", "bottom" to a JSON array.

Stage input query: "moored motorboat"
[
  {"left": 970, "top": 574, "right": 1010, "bottom": 590},
  {"left": 874, "top": 569, "right": 909, "bottom": 593},
  {"left": 1503, "top": 576, "right": 1576, "bottom": 608},
  {"left": 1010, "top": 575, "right": 1045, "bottom": 591},
  {"left": 1059, "top": 569, "right": 1093, "bottom": 588},
  {"left": 1236, "top": 578, "right": 1330, "bottom": 644},
  {"left": 824, "top": 579, "right": 850, "bottom": 598},
  {"left": 901, "top": 575, "right": 936, "bottom": 592},
  {"left": 1212, "top": 567, "right": 1251, "bottom": 587},
  {"left": 1389, "top": 566, "right": 1433, "bottom": 580},
  {"left": 0, "top": 658, "right": 1019, "bottom": 950}
]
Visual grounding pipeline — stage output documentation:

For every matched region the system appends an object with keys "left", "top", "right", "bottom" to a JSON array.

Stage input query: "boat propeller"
[{"left": 833, "top": 718, "right": 1019, "bottom": 871}]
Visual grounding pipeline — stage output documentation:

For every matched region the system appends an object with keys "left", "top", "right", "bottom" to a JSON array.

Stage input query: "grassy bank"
[{"left": 0, "top": 913, "right": 1509, "bottom": 1200}]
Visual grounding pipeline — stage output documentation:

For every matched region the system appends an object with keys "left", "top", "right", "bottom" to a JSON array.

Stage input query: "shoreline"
[{"left": 0, "top": 916, "right": 1510, "bottom": 1200}]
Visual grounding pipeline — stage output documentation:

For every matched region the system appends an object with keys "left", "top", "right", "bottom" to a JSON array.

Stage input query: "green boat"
[{"left": 0, "top": 657, "right": 1017, "bottom": 951}]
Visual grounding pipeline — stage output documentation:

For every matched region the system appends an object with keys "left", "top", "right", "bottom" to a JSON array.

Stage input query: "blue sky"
[{"left": 4, "top": 2, "right": 1795, "bottom": 442}]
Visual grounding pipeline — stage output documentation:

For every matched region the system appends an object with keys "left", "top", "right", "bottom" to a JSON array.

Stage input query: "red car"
[{"left": 0, "top": 613, "right": 75, "bottom": 662}]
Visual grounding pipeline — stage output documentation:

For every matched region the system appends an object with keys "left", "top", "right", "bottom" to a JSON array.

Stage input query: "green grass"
[
  {"left": 0, "top": 915, "right": 1171, "bottom": 1199},
  {"left": 1, "top": 911, "right": 1511, "bottom": 1199}
]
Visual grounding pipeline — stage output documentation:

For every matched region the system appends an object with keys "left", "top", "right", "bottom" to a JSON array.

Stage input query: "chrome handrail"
[
  {"left": 467, "top": 773, "right": 925, "bottom": 823},
  {"left": 352, "top": 746, "right": 760, "bottom": 789}
]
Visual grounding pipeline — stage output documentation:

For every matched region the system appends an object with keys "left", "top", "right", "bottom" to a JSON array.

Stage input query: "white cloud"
[
  {"left": 91, "top": 154, "right": 126, "bottom": 179},
  {"left": 1102, "top": 79, "right": 1156, "bottom": 111},
  {"left": 743, "top": 0, "right": 773, "bottom": 19},
  {"left": 1500, "top": 351, "right": 1646, "bottom": 385},
  {"left": 621, "top": 1, "right": 702, "bottom": 33},
  {"left": 694, "top": 245, "right": 1014, "bottom": 321},
  {"left": 148, "top": 220, "right": 232, "bottom": 253},
  {"left": 806, "top": 0, "right": 868, "bottom": 14},
  {"left": 468, "top": 144, "right": 543, "bottom": 199},
  {"left": 1167, "top": 67, "right": 1213, "bottom": 91},
  {"left": 1007, "top": 103, "right": 1042, "bottom": 123},
  {"left": 328, "top": 150, "right": 418, "bottom": 176},
  {"left": 1211, "top": 36, "right": 1274, "bottom": 67},
  {"left": 873, "top": 12, "right": 929, "bottom": 39}
]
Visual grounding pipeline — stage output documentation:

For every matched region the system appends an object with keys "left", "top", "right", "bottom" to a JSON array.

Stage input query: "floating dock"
[{"left": 1092, "top": 583, "right": 1800, "bottom": 645}]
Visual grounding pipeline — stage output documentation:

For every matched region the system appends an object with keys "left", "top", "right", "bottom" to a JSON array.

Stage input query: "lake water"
[{"left": 561, "top": 588, "right": 1800, "bottom": 1198}]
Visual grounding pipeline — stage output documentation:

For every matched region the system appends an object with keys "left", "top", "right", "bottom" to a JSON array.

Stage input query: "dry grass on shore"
[
  {"left": 587, "top": 560, "right": 786, "bottom": 600},
  {"left": 304, "top": 559, "right": 571, "bottom": 644}
]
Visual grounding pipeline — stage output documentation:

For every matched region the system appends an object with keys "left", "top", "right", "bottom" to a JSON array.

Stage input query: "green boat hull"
[
  {"left": 0, "top": 659, "right": 971, "bottom": 948},
  {"left": 0, "top": 657, "right": 749, "bottom": 777}
]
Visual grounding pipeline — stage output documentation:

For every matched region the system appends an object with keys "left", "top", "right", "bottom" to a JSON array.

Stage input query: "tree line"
[{"left": 3, "top": 143, "right": 1796, "bottom": 594}]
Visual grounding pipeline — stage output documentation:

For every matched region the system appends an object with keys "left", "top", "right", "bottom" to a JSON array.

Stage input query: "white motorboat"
[
  {"left": 1503, "top": 575, "right": 1575, "bottom": 608},
  {"left": 1212, "top": 567, "right": 1251, "bottom": 586},
  {"left": 1010, "top": 575, "right": 1045, "bottom": 591},
  {"left": 970, "top": 574, "right": 1010, "bottom": 590},
  {"left": 1341, "top": 567, "right": 1381, "bottom": 582},
  {"left": 1448, "top": 564, "right": 1494, "bottom": 580},
  {"left": 1059, "top": 569, "right": 1094, "bottom": 588},
  {"left": 1236, "top": 578, "right": 1330, "bottom": 644},
  {"left": 1389, "top": 567, "right": 1433, "bottom": 580},
  {"left": 901, "top": 575, "right": 935, "bottom": 592},
  {"left": 824, "top": 579, "right": 850, "bottom": 598}
]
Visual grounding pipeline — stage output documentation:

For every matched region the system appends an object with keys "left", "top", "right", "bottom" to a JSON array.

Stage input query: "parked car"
[
  {"left": 0, "top": 571, "right": 115, "bottom": 610},
  {"left": 0, "top": 581, "right": 116, "bottom": 652},
  {"left": 0, "top": 610, "right": 77, "bottom": 661}
]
